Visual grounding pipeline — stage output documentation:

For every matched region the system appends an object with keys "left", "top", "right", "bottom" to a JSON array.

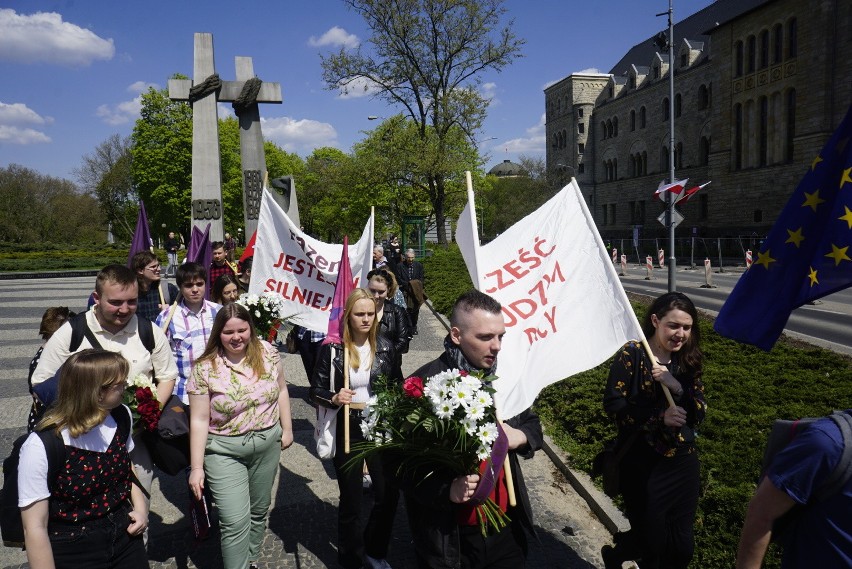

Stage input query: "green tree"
[
  {"left": 321, "top": 0, "right": 523, "bottom": 245},
  {"left": 75, "top": 134, "right": 136, "bottom": 241},
  {"left": 480, "top": 155, "right": 552, "bottom": 239},
  {"left": 0, "top": 164, "right": 104, "bottom": 244},
  {"left": 131, "top": 79, "right": 193, "bottom": 239}
]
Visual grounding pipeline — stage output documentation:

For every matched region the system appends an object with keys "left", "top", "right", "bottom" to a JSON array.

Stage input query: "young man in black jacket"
[{"left": 403, "top": 289, "right": 543, "bottom": 569}]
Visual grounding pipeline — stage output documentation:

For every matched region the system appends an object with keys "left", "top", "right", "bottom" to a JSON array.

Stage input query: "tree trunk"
[{"left": 433, "top": 175, "right": 448, "bottom": 246}]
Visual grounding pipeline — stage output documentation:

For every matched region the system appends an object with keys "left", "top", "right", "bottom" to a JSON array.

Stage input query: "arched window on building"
[
  {"left": 661, "top": 146, "right": 670, "bottom": 173},
  {"left": 786, "top": 88, "right": 796, "bottom": 161},
  {"left": 787, "top": 18, "right": 797, "bottom": 58},
  {"left": 601, "top": 121, "right": 607, "bottom": 139},
  {"left": 735, "top": 41, "right": 744, "bottom": 77},
  {"left": 613, "top": 117, "right": 619, "bottom": 137},
  {"left": 773, "top": 24, "right": 783, "bottom": 64},
  {"left": 734, "top": 103, "right": 743, "bottom": 170},
  {"left": 629, "top": 155, "right": 636, "bottom": 177},
  {"left": 760, "top": 30, "right": 769, "bottom": 69},
  {"left": 662, "top": 98, "right": 670, "bottom": 121},
  {"left": 613, "top": 158, "right": 618, "bottom": 180},
  {"left": 606, "top": 120, "right": 613, "bottom": 138},
  {"left": 675, "top": 94, "right": 682, "bottom": 118},
  {"left": 630, "top": 110, "right": 636, "bottom": 131},
  {"left": 759, "top": 96, "right": 768, "bottom": 167},
  {"left": 747, "top": 35, "right": 756, "bottom": 73},
  {"left": 642, "top": 151, "right": 648, "bottom": 176},
  {"left": 699, "top": 136, "right": 710, "bottom": 166},
  {"left": 562, "top": 129, "right": 568, "bottom": 149},
  {"left": 640, "top": 106, "right": 647, "bottom": 128},
  {"left": 698, "top": 85, "right": 709, "bottom": 109},
  {"left": 675, "top": 142, "right": 684, "bottom": 169}
]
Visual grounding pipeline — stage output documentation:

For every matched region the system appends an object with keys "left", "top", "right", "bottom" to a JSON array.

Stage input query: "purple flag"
[
  {"left": 127, "top": 201, "right": 154, "bottom": 267},
  {"left": 323, "top": 236, "right": 354, "bottom": 345},
  {"left": 187, "top": 224, "right": 212, "bottom": 268}
]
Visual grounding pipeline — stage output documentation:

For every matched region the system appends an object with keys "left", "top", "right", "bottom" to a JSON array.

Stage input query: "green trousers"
[{"left": 205, "top": 423, "right": 282, "bottom": 569}]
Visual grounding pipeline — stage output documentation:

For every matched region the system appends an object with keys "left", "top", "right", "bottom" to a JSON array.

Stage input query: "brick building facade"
[{"left": 545, "top": 0, "right": 852, "bottom": 241}]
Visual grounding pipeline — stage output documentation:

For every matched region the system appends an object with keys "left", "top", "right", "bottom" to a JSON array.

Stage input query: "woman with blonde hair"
[
  {"left": 187, "top": 303, "right": 293, "bottom": 569},
  {"left": 19, "top": 349, "right": 148, "bottom": 569},
  {"left": 366, "top": 268, "right": 411, "bottom": 381},
  {"left": 310, "top": 288, "right": 398, "bottom": 569}
]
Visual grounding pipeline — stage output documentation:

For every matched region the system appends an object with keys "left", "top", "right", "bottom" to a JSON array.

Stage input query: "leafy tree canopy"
[{"left": 321, "top": 0, "right": 523, "bottom": 244}]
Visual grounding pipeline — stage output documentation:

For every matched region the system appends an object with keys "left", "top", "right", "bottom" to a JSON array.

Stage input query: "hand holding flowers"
[{"left": 354, "top": 369, "right": 509, "bottom": 534}]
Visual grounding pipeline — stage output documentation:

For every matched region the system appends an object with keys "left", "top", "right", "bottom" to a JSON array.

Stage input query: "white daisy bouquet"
[
  {"left": 354, "top": 369, "right": 508, "bottom": 534},
  {"left": 236, "top": 292, "right": 287, "bottom": 342}
]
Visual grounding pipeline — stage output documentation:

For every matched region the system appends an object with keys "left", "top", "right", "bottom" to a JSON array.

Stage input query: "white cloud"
[
  {"left": 336, "top": 76, "right": 383, "bottom": 99},
  {"left": 217, "top": 103, "right": 236, "bottom": 120},
  {"left": 574, "top": 67, "right": 604, "bottom": 75},
  {"left": 261, "top": 116, "right": 338, "bottom": 154},
  {"left": 502, "top": 113, "right": 545, "bottom": 154},
  {"left": 127, "top": 81, "right": 159, "bottom": 94},
  {"left": 0, "top": 102, "right": 53, "bottom": 126},
  {"left": 480, "top": 82, "right": 498, "bottom": 105},
  {"left": 0, "top": 125, "right": 51, "bottom": 144},
  {"left": 0, "top": 9, "right": 114, "bottom": 66},
  {"left": 308, "top": 26, "right": 360, "bottom": 50},
  {"left": 95, "top": 96, "right": 142, "bottom": 126}
]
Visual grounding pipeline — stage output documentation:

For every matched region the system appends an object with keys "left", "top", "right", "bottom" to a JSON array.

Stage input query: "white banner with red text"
[
  {"left": 249, "top": 189, "right": 374, "bottom": 333},
  {"left": 456, "top": 179, "right": 643, "bottom": 419}
]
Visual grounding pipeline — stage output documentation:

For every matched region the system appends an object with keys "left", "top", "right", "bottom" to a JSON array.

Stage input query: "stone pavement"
[{"left": 0, "top": 276, "right": 621, "bottom": 568}]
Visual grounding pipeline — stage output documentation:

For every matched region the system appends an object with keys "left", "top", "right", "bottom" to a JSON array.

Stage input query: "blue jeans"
[{"left": 49, "top": 502, "right": 148, "bottom": 569}]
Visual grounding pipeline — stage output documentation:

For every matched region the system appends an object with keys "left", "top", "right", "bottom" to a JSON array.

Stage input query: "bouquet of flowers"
[
  {"left": 356, "top": 369, "right": 509, "bottom": 535},
  {"left": 236, "top": 292, "right": 287, "bottom": 342},
  {"left": 123, "top": 374, "right": 160, "bottom": 433}
]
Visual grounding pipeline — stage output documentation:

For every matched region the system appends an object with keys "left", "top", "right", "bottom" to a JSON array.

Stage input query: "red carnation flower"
[{"left": 402, "top": 376, "right": 424, "bottom": 398}]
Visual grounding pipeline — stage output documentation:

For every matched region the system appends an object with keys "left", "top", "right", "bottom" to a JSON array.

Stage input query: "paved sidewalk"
[{"left": 0, "top": 277, "right": 619, "bottom": 568}]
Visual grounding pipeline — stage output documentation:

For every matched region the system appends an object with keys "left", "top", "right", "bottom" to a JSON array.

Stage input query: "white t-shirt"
[
  {"left": 350, "top": 344, "right": 373, "bottom": 403},
  {"left": 18, "top": 405, "right": 135, "bottom": 508}
]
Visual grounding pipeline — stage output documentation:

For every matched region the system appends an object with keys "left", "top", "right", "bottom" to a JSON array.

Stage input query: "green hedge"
[
  {"left": 422, "top": 244, "right": 852, "bottom": 568},
  {"left": 0, "top": 243, "right": 156, "bottom": 272}
]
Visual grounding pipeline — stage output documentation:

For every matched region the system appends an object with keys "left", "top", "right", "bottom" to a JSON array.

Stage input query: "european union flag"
[{"left": 715, "top": 104, "right": 852, "bottom": 350}]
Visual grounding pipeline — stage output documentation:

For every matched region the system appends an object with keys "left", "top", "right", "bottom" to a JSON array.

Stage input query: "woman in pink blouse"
[{"left": 187, "top": 303, "right": 293, "bottom": 569}]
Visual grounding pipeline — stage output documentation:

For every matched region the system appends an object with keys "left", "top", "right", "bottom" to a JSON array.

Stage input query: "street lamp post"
[{"left": 657, "top": 0, "right": 677, "bottom": 292}]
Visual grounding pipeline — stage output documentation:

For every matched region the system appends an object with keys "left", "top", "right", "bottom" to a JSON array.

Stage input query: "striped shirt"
[{"left": 156, "top": 299, "right": 221, "bottom": 404}]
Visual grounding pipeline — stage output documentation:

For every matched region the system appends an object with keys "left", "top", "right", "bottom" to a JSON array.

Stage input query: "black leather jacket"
[
  {"left": 402, "top": 351, "right": 543, "bottom": 568},
  {"left": 309, "top": 335, "right": 396, "bottom": 408},
  {"left": 379, "top": 301, "right": 412, "bottom": 358}
]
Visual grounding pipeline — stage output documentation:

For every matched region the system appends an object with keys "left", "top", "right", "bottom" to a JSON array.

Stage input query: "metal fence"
[{"left": 606, "top": 235, "right": 766, "bottom": 268}]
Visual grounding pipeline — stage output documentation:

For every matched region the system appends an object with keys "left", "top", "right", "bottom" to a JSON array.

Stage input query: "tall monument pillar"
[{"left": 168, "top": 33, "right": 224, "bottom": 243}]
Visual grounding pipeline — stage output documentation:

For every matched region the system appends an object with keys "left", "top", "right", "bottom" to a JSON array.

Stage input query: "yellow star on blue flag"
[{"left": 715, "top": 104, "right": 852, "bottom": 350}]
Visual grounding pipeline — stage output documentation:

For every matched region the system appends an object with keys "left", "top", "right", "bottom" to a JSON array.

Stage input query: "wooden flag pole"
[
  {"left": 344, "top": 345, "right": 351, "bottom": 453},
  {"left": 640, "top": 338, "right": 676, "bottom": 408}
]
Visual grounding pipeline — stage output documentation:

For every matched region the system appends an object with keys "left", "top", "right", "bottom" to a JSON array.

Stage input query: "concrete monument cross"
[{"left": 168, "top": 33, "right": 282, "bottom": 242}]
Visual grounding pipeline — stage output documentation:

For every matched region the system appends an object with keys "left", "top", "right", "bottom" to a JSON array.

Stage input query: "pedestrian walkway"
[{"left": 0, "top": 276, "right": 616, "bottom": 568}]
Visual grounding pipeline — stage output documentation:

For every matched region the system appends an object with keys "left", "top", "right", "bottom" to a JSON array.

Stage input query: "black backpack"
[
  {"left": 760, "top": 410, "right": 852, "bottom": 540},
  {"left": 30, "top": 314, "right": 155, "bottom": 422},
  {"left": 1, "top": 406, "right": 131, "bottom": 548}
]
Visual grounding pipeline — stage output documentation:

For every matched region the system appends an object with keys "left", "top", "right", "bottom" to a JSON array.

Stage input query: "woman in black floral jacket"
[{"left": 602, "top": 292, "right": 706, "bottom": 569}]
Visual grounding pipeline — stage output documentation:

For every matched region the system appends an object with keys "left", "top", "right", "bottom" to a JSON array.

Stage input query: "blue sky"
[{"left": 0, "top": 0, "right": 711, "bottom": 182}]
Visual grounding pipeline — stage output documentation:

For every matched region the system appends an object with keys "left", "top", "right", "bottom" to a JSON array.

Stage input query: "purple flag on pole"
[
  {"left": 187, "top": 224, "right": 212, "bottom": 269},
  {"left": 323, "top": 236, "right": 354, "bottom": 345},
  {"left": 127, "top": 201, "right": 154, "bottom": 267}
]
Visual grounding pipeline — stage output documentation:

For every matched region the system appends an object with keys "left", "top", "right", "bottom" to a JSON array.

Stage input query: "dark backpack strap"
[
  {"left": 137, "top": 317, "right": 155, "bottom": 354},
  {"left": 110, "top": 406, "right": 151, "bottom": 501},
  {"left": 815, "top": 411, "right": 852, "bottom": 501},
  {"left": 69, "top": 312, "right": 102, "bottom": 352},
  {"left": 34, "top": 429, "right": 66, "bottom": 494}
]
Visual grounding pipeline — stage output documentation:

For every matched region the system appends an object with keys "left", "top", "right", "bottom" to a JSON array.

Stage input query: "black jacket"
[
  {"left": 309, "top": 335, "right": 396, "bottom": 408},
  {"left": 378, "top": 302, "right": 412, "bottom": 380},
  {"left": 403, "top": 351, "right": 543, "bottom": 568},
  {"left": 394, "top": 260, "right": 425, "bottom": 292}
]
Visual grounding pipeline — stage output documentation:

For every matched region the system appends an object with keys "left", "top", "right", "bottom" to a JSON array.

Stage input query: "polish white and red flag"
[
  {"left": 676, "top": 181, "right": 712, "bottom": 204},
  {"left": 654, "top": 178, "right": 689, "bottom": 199}
]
